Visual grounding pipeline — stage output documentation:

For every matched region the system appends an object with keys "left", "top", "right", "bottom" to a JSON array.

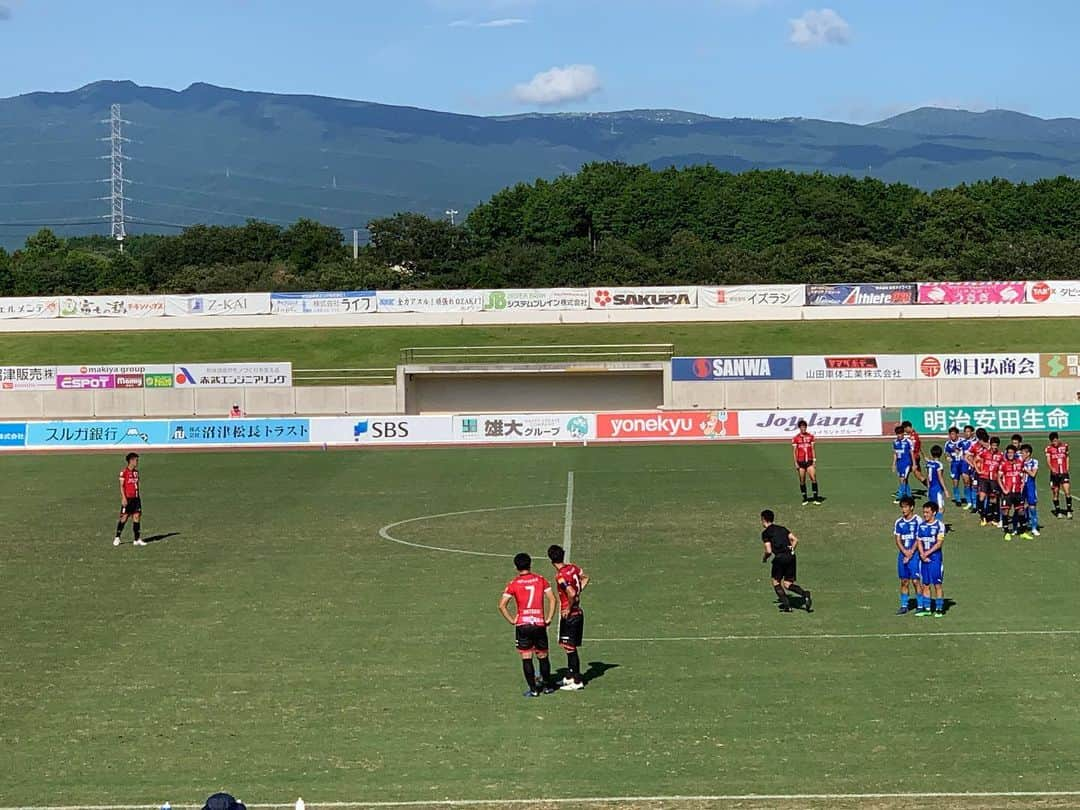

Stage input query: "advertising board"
[
  {"left": 0, "top": 423, "right": 27, "bottom": 447},
  {"left": 453, "top": 413, "right": 593, "bottom": 442},
  {"left": 805, "top": 283, "right": 917, "bottom": 306},
  {"left": 309, "top": 416, "right": 454, "bottom": 445},
  {"left": 376, "top": 290, "right": 486, "bottom": 313},
  {"left": 1041, "top": 354, "right": 1080, "bottom": 378},
  {"left": 0, "top": 297, "right": 59, "bottom": 319},
  {"left": 172, "top": 363, "right": 292, "bottom": 387},
  {"left": 671, "top": 356, "right": 793, "bottom": 382},
  {"left": 25, "top": 420, "right": 172, "bottom": 448},
  {"left": 269, "top": 291, "right": 376, "bottom": 315},
  {"left": 918, "top": 282, "right": 1025, "bottom": 305},
  {"left": 738, "top": 409, "right": 883, "bottom": 438},
  {"left": 1027, "top": 281, "right": 1080, "bottom": 304},
  {"left": 0, "top": 366, "right": 58, "bottom": 391},
  {"left": 166, "top": 419, "right": 309, "bottom": 445},
  {"left": 915, "top": 353, "right": 1039, "bottom": 379},
  {"left": 791, "top": 355, "right": 917, "bottom": 380},
  {"left": 698, "top": 285, "right": 806, "bottom": 308},
  {"left": 594, "top": 411, "right": 738, "bottom": 441},
  {"left": 483, "top": 289, "right": 589, "bottom": 311},
  {"left": 59, "top": 296, "right": 166, "bottom": 318},
  {"left": 55, "top": 364, "right": 175, "bottom": 390},
  {"left": 588, "top": 286, "right": 697, "bottom": 310},
  {"left": 900, "top": 406, "right": 1080, "bottom": 435},
  {"left": 165, "top": 293, "right": 272, "bottom": 316}
]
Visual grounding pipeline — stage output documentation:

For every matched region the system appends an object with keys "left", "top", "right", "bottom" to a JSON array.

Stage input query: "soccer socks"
[
  {"left": 114, "top": 520, "right": 126, "bottom": 539},
  {"left": 811, "top": 481, "right": 820, "bottom": 499},
  {"left": 567, "top": 650, "right": 581, "bottom": 680},
  {"left": 1067, "top": 496, "right": 1074, "bottom": 514},
  {"left": 934, "top": 598, "right": 944, "bottom": 613},
  {"left": 521, "top": 659, "right": 537, "bottom": 692},
  {"left": 132, "top": 521, "right": 141, "bottom": 543},
  {"left": 786, "top": 583, "right": 808, "bottom": 598},
  {"left": 538, "top": 657, "right": 552, "bottom": 686},
  {"left": 773, "top": 584, "right": 791, "bottom": 609},
  {"left": 1030, "top": 506, "right": 1039, "bottom": 530},
  {"left": 800, "top": 483, "right": 808, "bottom": 502},
  {"left": 899, "top": 593, "right": 908, "bottom": 609}
]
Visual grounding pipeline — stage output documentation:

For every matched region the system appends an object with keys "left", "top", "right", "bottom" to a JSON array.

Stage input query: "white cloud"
[
  {"left": 449, "top": 17, "right": 528, "bottom": 27},
  {"left": 512, "top": 64, "right": 602, "bottom": 106},
  {"left": 789, "top": 8, "right": 851, "bottom": 48}
]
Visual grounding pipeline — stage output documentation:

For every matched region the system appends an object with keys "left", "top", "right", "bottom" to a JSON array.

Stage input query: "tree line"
[{"left": 3, "top": 164, "right": 1080, "bottom": 296}]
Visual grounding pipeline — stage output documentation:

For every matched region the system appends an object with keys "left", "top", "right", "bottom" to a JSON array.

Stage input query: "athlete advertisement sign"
[
  {"left": 918, "top": 282, "right": 1025, "bottom": 305},
  {"left": 698, "top": 285, "right": 805, "bottom": 308},
  {"left": 671, "top": 356, "right": 794, "bottom": 381},
  {"left": 594, "top": 411, "right": 738, "bottom": 441},
  {"left": 738, "top": 409, "right": 883, "bottom": 438},
  {"left": 588, "top": 286, "right": 697, "bottom": 309},
  {"left": 805, "top": 283, "right": 917, "bottom": 306},
  {"left": 916, "top": 353, "right": 1039, "bottom": 379},
  {"left": 792, "top": 355, "right": 917, "bottom": 380}
]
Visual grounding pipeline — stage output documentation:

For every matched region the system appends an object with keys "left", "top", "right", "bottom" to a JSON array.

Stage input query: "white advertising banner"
[
  {"left": 0, "top": 366, "right": 58, "bottom": 391},
  {"left": 59, "top": 295, "right": 165, "bottom": 318},
  {"left": 172, "top": 362, "right": 293, "bottom": 388},
  {"left": 739, "top": 409, "right": 884, "bottom": 438},
  {"left": 916, "top": 353, "right": 1040, "bottom": 379},
  {"left": 1027, "top": 281, "right": 1080, "bottom": 304},
  {"left": 375, "top": 290, "right": 486, "bottom": 313},
  {"left": 792, "top": 355, "right": 918, "bottom": 380},
  {"left": 269, "top": 291, "right": 376, "bottom": 315},
  {"left": 0, "top": 297, "right": 59, "bottom": 319},
  {"left": 483, "top": 289, "right": 589, "bottom": 311},
  {"left": 165, "top": 293, "right": 272, "bottom": 316},
  {"left": 452, "top": 413, "right": 594, "bottom": 443},
  {"left": 309, "top": 416, "right": 454, "bottom": 445},
  {"left": 588, "top": 286, "right": 697, "bottom": 310},
  {"left": 699, "top": 285, "right": 806, "bottom": 308}
]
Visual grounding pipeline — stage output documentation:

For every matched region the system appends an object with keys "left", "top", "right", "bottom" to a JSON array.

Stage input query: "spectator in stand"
[{"left": 229, "top": 403, "right": 244, "bottom": 419}]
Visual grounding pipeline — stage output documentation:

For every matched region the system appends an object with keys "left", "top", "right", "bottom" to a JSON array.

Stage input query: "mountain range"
[{"left": 2, "top": 80, "right": 1079, "bottom": 250}]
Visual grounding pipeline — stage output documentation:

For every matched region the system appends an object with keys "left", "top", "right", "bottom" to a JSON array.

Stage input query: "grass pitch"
[{"left": 2, "top": 442, "right": 1079, "bottom": 808}]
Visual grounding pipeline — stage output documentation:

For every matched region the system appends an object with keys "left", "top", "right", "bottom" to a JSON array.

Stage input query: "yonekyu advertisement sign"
[
  {"left": 901, "top": 406, "right": 1080, "bottom": 435},
  {"left": 671, "top": 356, "right": 794, "bottom": 381}
]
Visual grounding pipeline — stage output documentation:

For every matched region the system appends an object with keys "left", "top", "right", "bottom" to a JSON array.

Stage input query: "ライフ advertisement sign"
[
  {"left": 269, "top": 291, "right": 376, "bottom": 315},
  {"left": 309, "top": 416, "right": 454, "bottom": 445},
  {"left": 588, "top": 286, "right": 697, "bottom": 309},
  {"left": 453, "top": 414, "right": 593, "bottom": 443},
  {"left": 916, "top": 354, "right": 1039, "bottom": 379},
  {"left": 594, "top": 411, "right": 739, "bottom": 441},
  {"left": 900, "top": 406, "right": 1080, "bottom": 435},
  {"left": 792, "top": 355, "right": 917, "bottom": 380},
  {"left": 698, "top": 285, "right": 806, "bottom": 308},
  {"left": 738, "top": 409, "right": 883, "bottom": 438}
]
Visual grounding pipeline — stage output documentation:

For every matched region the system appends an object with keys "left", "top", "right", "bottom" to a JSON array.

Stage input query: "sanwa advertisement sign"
[{"left": 671, "top": 356, "right": 794, "bottom": 381}]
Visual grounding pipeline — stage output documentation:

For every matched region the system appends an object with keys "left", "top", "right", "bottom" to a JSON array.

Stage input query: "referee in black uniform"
[{"left": 760, "top": 509, "right": 813, "bottom": 613}]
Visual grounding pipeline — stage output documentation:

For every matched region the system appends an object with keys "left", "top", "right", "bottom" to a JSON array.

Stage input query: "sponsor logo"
[
  {"left": 353, "top": 419, "right": 411, "bottom": 440},
  {"left": 920, "top": 356, "right": 942, "bottom": 378},
  {"left": 842, "top": 289, "right": 914, "bottom": 305},
  {"left": 566, "top": 415, "right": 589, "bottom": 438},
  {"left": 115, "top": 374, "right": 145, "bottom": 389},
  {"left": 673, "top": 356, "right": 793, "bottom": 382},
  {"left": 57, "top": 374, "right": 114, "bottom": 390},
  {"left": 825, "top": 357, "right": 878, "bottom": 369},
  {"left": 593, "top": 289, "right": 691, "bottom": 308},
  {"left": 144, "top": 373, "right": 174, "bottom": 388},
  {"left": 1031, "top": 282, "right": 1052, "bottom": 303},
  {"left": 175, "top": 366, "right": 197, "bottom": 386},
  {"left": 752, "top": 411, "right": 865, "bottom": 432},
  {"left": 596, "top": 411, "right": 737, "bottom": 440},
  {"left": 0, "top": 423, "right": 27, "bottom": 446},
  {"left": 808, "top": 284, "right": 917, "bottom": 306},
  {"left": 593, "top": 289, "right": 613, "bottom": 307}
]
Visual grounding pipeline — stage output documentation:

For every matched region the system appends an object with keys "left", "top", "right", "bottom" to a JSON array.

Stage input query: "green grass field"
[
  {"left": 2, "top": 442, "right": 1079, "bottom": 809},
  {"left": 2, "top": 317, "right": 1079, "bottom": 375}
]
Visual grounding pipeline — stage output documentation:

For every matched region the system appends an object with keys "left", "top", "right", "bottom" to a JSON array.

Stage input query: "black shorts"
[
  {"left": 978, "top": 479, "right": 1000, "bottom": 496},
  {"left": 796, "top": 460, "right": 814, "bottom": 470},
  {"left": 559, "top": 612, "right": 585, "bottom": 649},
  {"left": 1003, "top": 491, "right": 1024, "bottom": 508},
  {"left": 771, "top": 553, "right": 797, "bottom": 583},
  {"left": 1051, "top": 473, "right": 1071, "bottom": 487},
  {"left": 515, "top": 624, "right": 548, "bottom": 653},
  {"left": 120, "top": 497, "right": 142, "bottom": 516}
]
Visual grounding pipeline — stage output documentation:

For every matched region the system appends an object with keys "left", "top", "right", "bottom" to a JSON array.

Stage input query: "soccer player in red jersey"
[
  {"left": 499, "top": 552, "right": 557, "bottom": 698},
  {"left": 980, "top": 438, "right": 1005, "bottom": 528},
  {"left": 547, "top": 544, "right": 590, "bottom": 691},
  {"left": 902, "top": 421, "right": 928, "bottom": 488},
  {"left": 997, "top": 445, "right": 1030, "bottom": 541},
  {"left": 114, "top": 452, "right": 144, "bottom": 547},
  {"left": 1045, "top": 432, "right": 1072, "bottom": 519},
  {"left": 791, "top": 419, "right": 821, "bottom": 506}
]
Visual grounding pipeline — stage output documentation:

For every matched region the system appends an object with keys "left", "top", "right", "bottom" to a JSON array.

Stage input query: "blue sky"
[{"left": 0, "top": 0, "right": 1076, "bottom": 122}]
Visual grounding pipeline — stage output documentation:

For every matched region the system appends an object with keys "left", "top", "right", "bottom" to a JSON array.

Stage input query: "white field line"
[
  {"left": 563, "top": 470, "right": 575, "bottom": 561},
  {"left": 590, "top": 629, "right": 1080, "bottom": 642},
  {"left": 9, "top": 791, "right": 1080, "bottom": 809},
  {"left": 377, "top": 503, "right": 562, "bottom": 557}
]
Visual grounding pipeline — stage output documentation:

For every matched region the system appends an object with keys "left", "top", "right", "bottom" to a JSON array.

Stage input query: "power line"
[
  {"left": 129, "top": 198, "right": 295, "bottom": 225},
  {"left": 0, "top": 179, "right": 106, "bottom": 189},
  {"left": 0, "top": 217, "right": 107, "bottom": 228},
  {"left": 129, "top": 180, "right": 375, "bottom": 216},
  {"left": 0, "top": 198, "right": 107, "bottom": 207}
]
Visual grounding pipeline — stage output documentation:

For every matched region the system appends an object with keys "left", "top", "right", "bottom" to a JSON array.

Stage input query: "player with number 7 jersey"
[{"left": 499, "top": 552, "right": 557, "bottom": 698}]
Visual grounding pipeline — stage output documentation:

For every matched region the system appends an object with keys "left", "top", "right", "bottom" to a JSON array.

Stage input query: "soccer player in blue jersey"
[
  {"left": 944, "top": 427, "right": 965, "bottom": 508},
  {"left": 926, "top": 445, "right": 949, "bottom": 524},
  {"left": 893, "top": 496, "right": 921, "bottom": 615},
  {"left": 891, "top": 425, "right": 914, "bottom": 502},
  {"left": 1021, "top": 443, "right": 1041, "bottom": 537},
  {"left": 959, "top": 425, "right": 977, "bottom": 510},
  {"left": 915, "top": 502, "right": 946, "bottom": 618}
]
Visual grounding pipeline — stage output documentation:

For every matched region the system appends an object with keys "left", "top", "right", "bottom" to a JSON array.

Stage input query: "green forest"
[{"left": 2, "top": 164, "right": 1080, "bottom": 295}]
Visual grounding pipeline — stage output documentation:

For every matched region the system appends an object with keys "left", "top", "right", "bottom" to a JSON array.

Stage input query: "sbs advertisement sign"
[
  {"left": 671, "top": 356, "right": 793, "bottom": 382},
  {"left": 594, "top": 411, "right": 738, "bottom": 441},
  {"left": 792, "top": 355, "right": 917, "bottom": 380},
  {"left": 738, "top": 409, "right": 883, "bottom": 438},
  {"left": 165, "top": 293, "right": 272, "bottom": 316},
  {"left": 588, "top": 286, "right": 697, "bottom": 310},
  {"left": 918, "top": 282, "right": 1025, "bottom": 305},
  {"left": 916, "top": 353, "right": 1039, "bottom": 379},
  {"left": 309, "top": 416, "right": 454, "bottom": 445},
  {"left": 698, "top": 285, "right": 805, "bottom": 308}
]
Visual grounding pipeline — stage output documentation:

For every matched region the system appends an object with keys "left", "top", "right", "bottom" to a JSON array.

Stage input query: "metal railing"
[
  {"left": 294, "top": 367, "right": 396, "bottom": 384},
  {"left": 400, "top": 343, "right": 674, "bottom": 364}
]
